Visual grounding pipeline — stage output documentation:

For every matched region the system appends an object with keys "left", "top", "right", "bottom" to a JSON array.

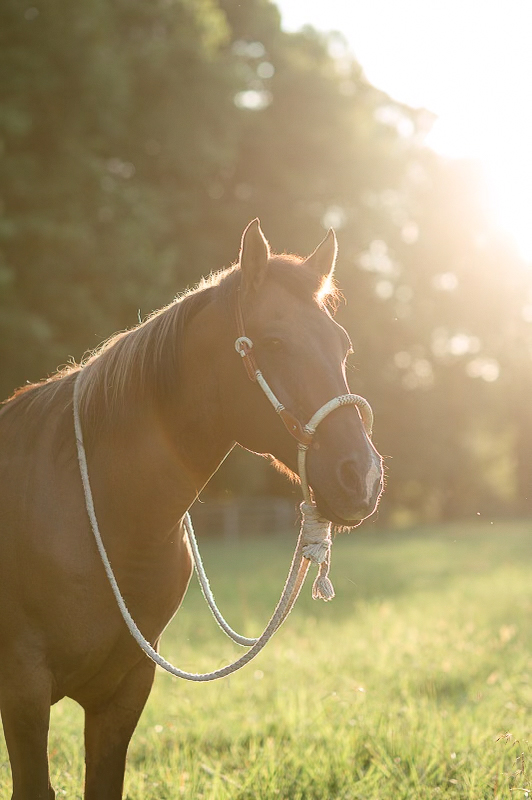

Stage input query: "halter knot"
[
  {"left": 300, "top": 502, "right": 331, "bottom": 563},
  {"left": 299, "top": 502, "right": 336, "bottom": 601}
]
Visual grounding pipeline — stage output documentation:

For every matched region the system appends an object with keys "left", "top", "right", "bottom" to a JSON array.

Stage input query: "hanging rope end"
[{"left": 312, "top": 574, "right": 335, "bottom": 601}]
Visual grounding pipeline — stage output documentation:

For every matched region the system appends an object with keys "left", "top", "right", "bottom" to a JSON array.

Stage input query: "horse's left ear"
[
  {"left": 304, "top": 229, "right": 338, "bottom": 285},
  {"left": 239, "top": 219, "right": 270, "bottom": 296}
]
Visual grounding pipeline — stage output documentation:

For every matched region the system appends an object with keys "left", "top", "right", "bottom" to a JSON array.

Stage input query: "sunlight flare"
[{"left": 278, "top": 0, "right": 532, "bottom": 264}]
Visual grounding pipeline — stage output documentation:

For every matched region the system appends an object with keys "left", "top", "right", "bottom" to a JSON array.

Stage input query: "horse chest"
[
  {"left": 49, "top": 535, "right": 193, "bottom": 703},
  {"left": 112, "top": 537, "right": 192, "bottom": 623}
]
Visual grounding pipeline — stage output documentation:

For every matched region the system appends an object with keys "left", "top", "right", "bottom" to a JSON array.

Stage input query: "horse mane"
[
  {"left": 2, "top": 253, "right": 339, "bottom": 438},
  {"left": 76, "top": 266, "right": 238, "bottom": 429}
]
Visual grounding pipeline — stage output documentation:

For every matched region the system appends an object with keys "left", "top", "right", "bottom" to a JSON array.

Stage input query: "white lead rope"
[
  {"left": 73, "top": 343, "right": 374, "bottom": 681},
  {"left": 73, "top": 374, "right": 310, "bottom": 681},
  {"left": 183, "top": 513, "right": 259, "bottom": 647}
]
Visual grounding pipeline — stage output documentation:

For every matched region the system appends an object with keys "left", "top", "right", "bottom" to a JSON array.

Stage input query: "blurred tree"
[
  {"left": 1, "top": 0, "right": 530, "bottom": 523},
  {"left": 0, "top": 0, "right": 234, "bottom": 391},
  {"left": 359, "top": 155, "right": 528, "bottom": 522}
]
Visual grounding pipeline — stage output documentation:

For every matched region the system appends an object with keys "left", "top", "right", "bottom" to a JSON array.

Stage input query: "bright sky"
[{"left": 276, "top": 0, "right": 532, "bottom": 263}]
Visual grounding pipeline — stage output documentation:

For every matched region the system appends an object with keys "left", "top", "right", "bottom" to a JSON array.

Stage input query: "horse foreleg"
[
  {"left": 83, "top": 657, "right": 156, "bottom": 800},
  {"left": 0, "top": 660, "right": 55, "bottom": 799}
]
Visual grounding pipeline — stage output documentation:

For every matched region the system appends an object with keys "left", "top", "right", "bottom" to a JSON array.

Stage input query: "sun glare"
[
  {"left": 427, "top": 104, "right": 532, "bottom": 264},
  {"left": 277, "top": 0, "right": 532, "bottom": 264},
  {"left": 484, "top": 160, "right": 532, "bottom": 264}
]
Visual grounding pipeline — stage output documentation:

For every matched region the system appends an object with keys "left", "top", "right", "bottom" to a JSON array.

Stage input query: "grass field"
[{"left": 1, "top": 521, "right": 532, "bottom": 798}]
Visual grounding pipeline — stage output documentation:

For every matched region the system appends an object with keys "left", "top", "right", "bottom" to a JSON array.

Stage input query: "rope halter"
[{"left": 234, "top": 300, "right": 374, "bottom": 602}]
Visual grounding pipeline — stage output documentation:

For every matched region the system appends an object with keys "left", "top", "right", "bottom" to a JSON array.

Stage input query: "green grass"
[{"left": 2, "top": 521, "right": 532, "bottom": 798}]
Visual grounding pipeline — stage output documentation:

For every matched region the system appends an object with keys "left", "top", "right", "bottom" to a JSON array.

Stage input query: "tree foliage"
[{"left": 1, "top": 0, "right": 530, "bottom": 522}]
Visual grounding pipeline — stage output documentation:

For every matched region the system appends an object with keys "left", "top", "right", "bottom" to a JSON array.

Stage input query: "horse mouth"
[{"left": 312, "top": 489, "right": 369, "bottom": 529}]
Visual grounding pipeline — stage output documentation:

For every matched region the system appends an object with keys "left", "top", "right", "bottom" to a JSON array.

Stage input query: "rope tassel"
[{"left": 312, "top": 571, "right": 335, "bottom": 601}]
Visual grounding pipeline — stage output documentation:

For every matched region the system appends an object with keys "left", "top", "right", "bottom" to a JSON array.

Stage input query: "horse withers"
[{"left": 0, "top": 220, "right": 383, "bottom": 799}]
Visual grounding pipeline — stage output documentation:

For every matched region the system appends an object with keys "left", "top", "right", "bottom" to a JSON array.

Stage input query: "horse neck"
[
  {"left": 82, "top": 294, "right": 235, "bottom": 532},
  {"left": 158, "top": 292, "right": 236, "bottom": 487}
]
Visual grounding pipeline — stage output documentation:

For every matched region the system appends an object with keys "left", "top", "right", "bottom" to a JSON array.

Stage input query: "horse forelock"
[{"left": 264, "top": 255, "right": 340, "bottom": 314}]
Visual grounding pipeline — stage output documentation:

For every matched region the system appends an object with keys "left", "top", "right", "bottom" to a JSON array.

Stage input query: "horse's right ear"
[
  {"left": 239, "top": 219, "right": 270, "bottom": 296},
  {"left": 304, "top": 228, "right": 338, "bottom": 285}
]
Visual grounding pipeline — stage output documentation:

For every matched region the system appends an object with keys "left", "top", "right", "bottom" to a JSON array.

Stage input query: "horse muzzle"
[
  {"left": 297, "top": 394, "right": 383, "bottom": 527},
  {"left": 312, "top": 449, "right": 383, "bottom": 525}
]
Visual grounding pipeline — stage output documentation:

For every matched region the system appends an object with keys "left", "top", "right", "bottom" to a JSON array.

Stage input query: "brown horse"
[{"left": 0, "top": 220, "right": 383, "bottom": 799}]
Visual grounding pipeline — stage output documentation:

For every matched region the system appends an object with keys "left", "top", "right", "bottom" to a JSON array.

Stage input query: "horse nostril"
[{"left": 338, "top": 458, "right": 362, "bottom": 494}]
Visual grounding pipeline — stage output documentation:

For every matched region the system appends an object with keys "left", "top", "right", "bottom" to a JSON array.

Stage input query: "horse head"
[{"left": 218, "top": 219, "right": 383, "bottom": 527}]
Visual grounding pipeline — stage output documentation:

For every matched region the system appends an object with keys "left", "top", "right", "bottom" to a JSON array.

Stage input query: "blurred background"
[{"left": 1, "top": 0, "right": 531, "bottom": 529}]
